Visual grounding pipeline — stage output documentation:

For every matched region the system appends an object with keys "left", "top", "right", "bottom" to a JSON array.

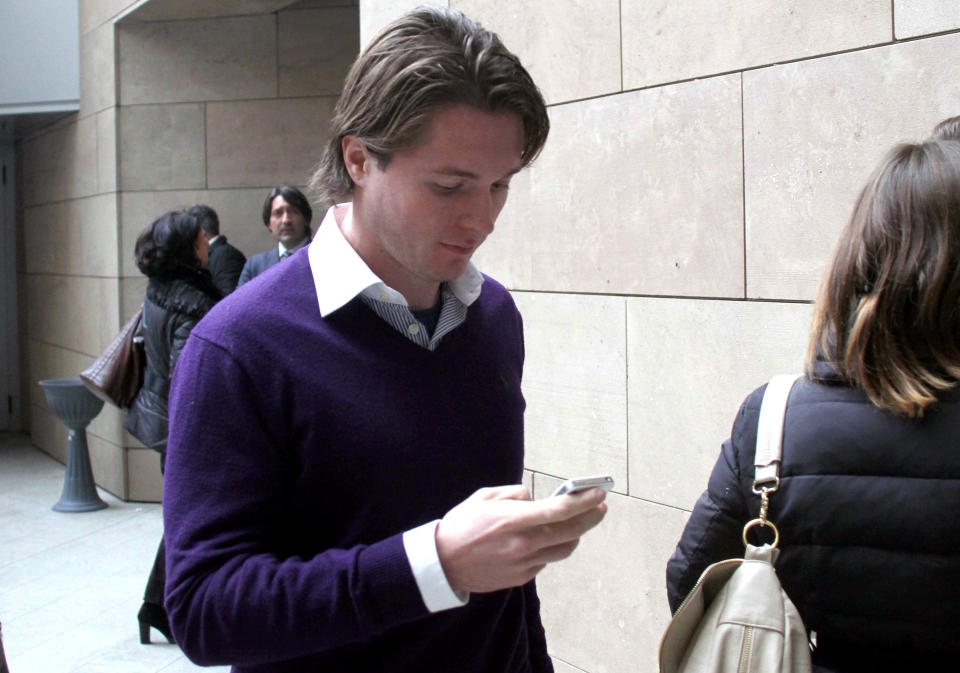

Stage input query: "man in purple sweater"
[{"left": 162, "top": 7, "right": 607, "bottom": 672}]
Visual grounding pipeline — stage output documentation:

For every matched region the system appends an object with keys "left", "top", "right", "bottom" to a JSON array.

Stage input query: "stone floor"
[{"left": 0, "top": 431, "right": 228, "bottom": 673}]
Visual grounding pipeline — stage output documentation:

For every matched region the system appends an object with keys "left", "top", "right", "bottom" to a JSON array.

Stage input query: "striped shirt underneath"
[{"left": 361, "top": 285, "right": 468, "bottom": 351}]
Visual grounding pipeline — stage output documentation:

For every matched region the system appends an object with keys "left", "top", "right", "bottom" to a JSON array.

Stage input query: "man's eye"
[
  {"left": 492, "top": 182, "right": 510, "bottom": 192},
  {"left": 435, "top": 184, "right": 462, "bottom": 193}
]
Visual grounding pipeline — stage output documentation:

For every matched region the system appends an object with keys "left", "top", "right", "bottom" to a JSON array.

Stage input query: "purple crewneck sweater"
[{"left": 163, "top": 250, "right": 551, "bottom": 672}]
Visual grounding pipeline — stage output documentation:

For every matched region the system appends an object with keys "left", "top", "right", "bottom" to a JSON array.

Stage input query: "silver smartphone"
[{"left": 551, "top": 475, "right": 615, "bottom": 497}]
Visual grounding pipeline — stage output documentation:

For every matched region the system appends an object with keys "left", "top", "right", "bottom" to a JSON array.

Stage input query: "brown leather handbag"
[{"left": 80, "top": 306, "right": 146, "bottom": 409}]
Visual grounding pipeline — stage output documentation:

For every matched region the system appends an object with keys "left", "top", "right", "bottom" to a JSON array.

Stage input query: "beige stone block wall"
[
  {"left": 895, "top": 0, "right": 960, "bottom": 38},
  {"left": 627, "top": 299, "right": 812, "bottom": 509},
  {"left": 21, "top": 0, "right": 358, "bottom": 500},
  {"left": 279, "top": 6, "right": 360, "bottom": 96},
  {"left": 535, "top": 474, "right": 689, "bottom": 673},
  {"left": 17, "top": 92, "right": 129, "bottom": 493},
  {"left": 20, "top": 116, "right": 100, "bottom": 206},
  {"left": 25, "top": 275, "right": 120, "bottom": 362},
  {"left": 127, "top": 447, "right": 163, "bottom": 501},
  {"left": 120, "top": 276, "right": 147, "bottom": 320},
  {"left": 79, "top": 21, "right": 117, "bottom": 118},
  {"left": 23, "top": 194, "right": 119, "bottom": 277},
  {"left": 359, "top": 0, "right": 443, "bottom": 45},
  {"left": 622, "top": 0, "right": 891, "bottom": 90},
  {"left": 96, "top": 108, "right": 118, "bottom": 193},
  {"left": 476, "top": 75, "right": 744, "bottom": 297},
  {"left": 744, "top": 32, "right": 960, "bottom": 300},
  {"left": 456, "top": 0, "right": 621, "bottom": 105},
  {"left": 124, "top": 0, "right": 300, "bottom": 23},
  {"left": 118, "top": 16, "right": 278, "bottom": 105},
  {"left": 78, "top": 0, "right": 139, "bottom": 36},
  {"left": 206, "top": 98, "right": 336, "bottom": 188},
  {"left": 514, "top": 292, "right": 628, "bottom": 489},
  {"left": 119, "top": 103, "right": 206, "bottom": 190}
]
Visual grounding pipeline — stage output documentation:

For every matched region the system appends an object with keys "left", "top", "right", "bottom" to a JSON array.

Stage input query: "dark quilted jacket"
[
  {"left": 666, "top": 362, "right": 960, "bottom": 671},
  {"left": 124, "top": 270, "right": 219, "bottom": 455}
]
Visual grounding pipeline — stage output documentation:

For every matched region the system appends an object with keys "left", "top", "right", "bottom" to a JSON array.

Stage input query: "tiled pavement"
[{"left": 0, "top": 431, "right": 228, "bottom": 673}]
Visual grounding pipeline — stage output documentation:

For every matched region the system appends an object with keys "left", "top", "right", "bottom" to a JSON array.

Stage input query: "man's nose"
[{"left": 462, "top": 192, "right": 496, "bottom": 235}]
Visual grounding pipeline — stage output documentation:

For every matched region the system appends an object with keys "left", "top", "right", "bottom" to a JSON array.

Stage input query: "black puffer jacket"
[
  {"left": 124, "top": 270, "right": 220, "bottom": 455},
  {"left": 666, "top": 362, "right": 960, "bottom": 671}
]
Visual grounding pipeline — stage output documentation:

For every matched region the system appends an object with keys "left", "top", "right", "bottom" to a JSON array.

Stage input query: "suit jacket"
[
  {"left": 206, "top": 236, "right": 246, "bottom": 296},
  {"left": 237, "top": 248, "right": 281, "bottom": 287}
]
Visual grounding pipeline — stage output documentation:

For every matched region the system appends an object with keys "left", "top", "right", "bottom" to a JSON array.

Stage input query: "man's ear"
[{"left": 342, "top": 135, "right": 372, "bottom": 186}]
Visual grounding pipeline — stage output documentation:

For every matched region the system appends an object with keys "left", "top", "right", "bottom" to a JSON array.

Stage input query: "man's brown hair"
[
  {"left": 931, "top": 115, "right": 960, "bottom": 141},
  {"left": 310, "top": 6, "right": 549, "bottom": 207}
]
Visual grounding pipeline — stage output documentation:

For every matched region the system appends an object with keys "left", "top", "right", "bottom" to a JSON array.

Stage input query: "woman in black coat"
[
  {"left": 666, "top": 139, "right": 960, "bottom": 672},
  {"left": 126, "top": 210, "right": 221, "bottom": 645}
]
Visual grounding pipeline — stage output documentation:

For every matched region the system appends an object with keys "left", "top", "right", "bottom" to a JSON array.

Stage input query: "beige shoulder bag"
[{"left": 659, "top": 374, "right": 812, "bottom": 673}]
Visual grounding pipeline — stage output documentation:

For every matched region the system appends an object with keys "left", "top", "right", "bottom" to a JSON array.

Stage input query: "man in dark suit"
[
  {"left": 189, "top": 204, "right": 246, "bottom": 296},
  {"left": 237, "top": 185, "right": 313, "bottom": 287}
]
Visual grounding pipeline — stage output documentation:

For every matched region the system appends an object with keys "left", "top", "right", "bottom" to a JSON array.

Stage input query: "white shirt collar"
[
  {"left": 208, "top": 234, "right": 221, "bottom": 245},
  {"left": 308, "top": 204, "right": 484, "bottom": 317}
]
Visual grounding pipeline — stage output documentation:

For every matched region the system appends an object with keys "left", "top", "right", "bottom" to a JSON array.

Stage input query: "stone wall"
[
  {"left": 18, "top": 0, "right": 125, "bottom": 497},
  {"left": 18, "top": 0, "right": 358, "bottom": 500}
]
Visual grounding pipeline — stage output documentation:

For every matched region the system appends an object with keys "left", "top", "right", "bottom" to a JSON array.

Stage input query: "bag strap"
[
  {"left": 742, "top": 373, "right": 802, "bottom": 548},
  {"left": 754, "top": 373, "right": 802, "bottom": 487}
]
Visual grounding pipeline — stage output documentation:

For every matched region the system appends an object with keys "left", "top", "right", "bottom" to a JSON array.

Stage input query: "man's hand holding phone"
[{"left": 435, "top": 477, "right": 612, "bottom": 594}]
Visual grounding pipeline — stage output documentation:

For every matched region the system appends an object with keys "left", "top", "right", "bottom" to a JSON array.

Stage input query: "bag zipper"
[{"left": 738, "top": 626, "right": 754, "bottom": 673}]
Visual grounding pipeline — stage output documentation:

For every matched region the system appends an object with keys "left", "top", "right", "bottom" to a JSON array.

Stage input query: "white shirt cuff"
[{"left": 402, "top": 520, "right": 469, "bottom": 613}]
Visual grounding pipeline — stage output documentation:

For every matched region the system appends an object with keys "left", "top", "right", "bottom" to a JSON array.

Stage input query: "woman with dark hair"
[
  {"left": 667, "top": 139, "right": 960, "bottom": 671},
  {"left": 126, "top": 209, "right": 221, "bottom": 644}
]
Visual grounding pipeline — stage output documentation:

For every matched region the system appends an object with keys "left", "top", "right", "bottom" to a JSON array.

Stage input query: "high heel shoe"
[{"left": 138, "top": 602, "right": 174, "bottom": 644}]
